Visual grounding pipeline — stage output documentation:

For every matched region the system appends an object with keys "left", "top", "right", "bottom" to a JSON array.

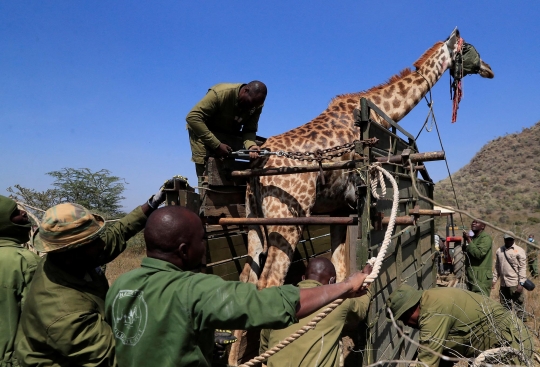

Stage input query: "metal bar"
[
  {"left": 231, "top": 161, "right": 356, "bottom": 177},
  {"left": 220, "top": 217, "right": 357, "bottom": 225},
  {"left": 363, "top": 98, "right": 416, "bottom": 142},
  {"left": 207, "top": 254, "right": 249, "bottom": 268},
  {"left": 291, "top": 249, "right": 332, "bottom": 264},
  {"left": 230, "top": 151, "right": 444, "bottom": 178},
  {"left": 218, "top": 216, "right": 415, "bottom": 226},
  {"left": 378, "top": 151, "right": 444, "bottom": 164}
]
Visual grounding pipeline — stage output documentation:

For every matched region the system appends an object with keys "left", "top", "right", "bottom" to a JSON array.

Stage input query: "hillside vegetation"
[{"left": 435, "top": 121, "right": 540, "bottom": 238}]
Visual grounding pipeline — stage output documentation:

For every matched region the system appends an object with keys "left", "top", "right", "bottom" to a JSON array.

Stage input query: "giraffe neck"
[{"left": 334, "top": 41, "right": 452, "bottom": 126}]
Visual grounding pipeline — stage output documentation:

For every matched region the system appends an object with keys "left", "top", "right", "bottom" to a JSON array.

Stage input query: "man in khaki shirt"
[{"left": 492, "top": 232, "right": 527, "bottom": 320}]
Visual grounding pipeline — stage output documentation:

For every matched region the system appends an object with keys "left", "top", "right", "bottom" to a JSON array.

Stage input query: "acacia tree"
[{"left": 7, "top": 168, "right": 127, "bottom": 219}]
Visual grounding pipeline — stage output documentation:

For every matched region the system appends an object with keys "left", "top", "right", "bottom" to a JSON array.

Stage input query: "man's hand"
[
  {"left": 362, "top": 263, "right": 373, "bottom": 275},
  {"left": 247, "top": 145, "right": 261, "bottom": 159},
  {"left": 147, "top": 182, "right": 168, "bottom": 210},
  {"left": 463, "top": 231, "right": 471, "bottom": 243},
  {"left": 214, "top": 143, "right": 232, "bottom": 159},
  {"left": 343, "top": 271, "right": 368, "bottom": 297},
  {"left": 516, "top": 284, "right": 524, "bottom": 293}
]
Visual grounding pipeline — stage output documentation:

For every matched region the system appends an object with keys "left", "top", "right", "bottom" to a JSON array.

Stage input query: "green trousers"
[
  {"left": 528, "top": 256, "right": 538, "bottom": 277},
  {"left": 499, "top": 286, "right": 526, "bottom": 321}
]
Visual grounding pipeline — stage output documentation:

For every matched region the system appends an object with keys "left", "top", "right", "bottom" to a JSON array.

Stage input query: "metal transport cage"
[{"left": 165, "top": 97, "right": 445, "bottom": 366}]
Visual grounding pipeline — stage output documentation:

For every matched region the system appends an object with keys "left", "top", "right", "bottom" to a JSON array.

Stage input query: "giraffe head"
[{"left": 446, "top": 28, "right": 494, "bottom": 79}]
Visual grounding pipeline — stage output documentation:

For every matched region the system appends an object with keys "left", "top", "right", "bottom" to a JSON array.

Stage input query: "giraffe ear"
[{"left": 445, "top": 27, "right": 460, "bottom": 50}]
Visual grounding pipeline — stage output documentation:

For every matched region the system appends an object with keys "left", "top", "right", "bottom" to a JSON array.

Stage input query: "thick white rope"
[
  {"left": 238, "top": 164, "right": 400, "bottom": 366},
  {"left": 472, "top": 347, "right": 528, "bottom": 367},
  {"left": 363, "top": 164, "right": 399, "bottom": 286}
]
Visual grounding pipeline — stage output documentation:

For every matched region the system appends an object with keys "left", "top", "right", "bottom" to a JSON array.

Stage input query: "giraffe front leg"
[
  {"left": 330, "top": 224, "right": 348, "bottom": 282},
  {"left": 257, "top": 224, "right": 301, "bottom": 289},
  {"left": 239, "top": 226, "right": 266, "bottom": 284},
  {"left": 239, "top": 181, "right": 267, "bottom": 284}
]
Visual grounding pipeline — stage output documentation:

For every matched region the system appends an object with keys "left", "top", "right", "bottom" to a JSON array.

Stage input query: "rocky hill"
[{"left": 434, "top": 121, "right": 540, "bottom": 239}]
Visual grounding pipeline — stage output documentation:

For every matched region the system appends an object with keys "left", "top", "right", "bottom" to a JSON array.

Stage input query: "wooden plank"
[
  {"left": 204, "top": 187, "right": 246, "bottom": 206},
  {"left": 206, "top": 157, "right": 250, "bottom": 186},
  {"left": 202, "top": 204, "right": 245, "bottom": 218}
]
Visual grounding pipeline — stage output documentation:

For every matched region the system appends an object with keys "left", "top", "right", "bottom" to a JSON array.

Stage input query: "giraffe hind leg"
[{"left": 330, "top": 224, "right": 348, "bottom": 282}]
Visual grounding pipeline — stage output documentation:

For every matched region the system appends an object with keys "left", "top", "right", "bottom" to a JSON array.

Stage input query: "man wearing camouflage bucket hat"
[
  {"left": 386, "top": 284, "right": 533, "bottom": 367},
  {"left": 16, "top": 183, "right": 168, "bottom": 367},
  {"left": 0, "top": 195, "right": 41, "bottom": 366}
]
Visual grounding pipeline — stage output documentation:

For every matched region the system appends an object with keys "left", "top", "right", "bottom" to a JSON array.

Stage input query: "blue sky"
[{"left": 2, "top": 2, "right": 539, "bottom": 210}]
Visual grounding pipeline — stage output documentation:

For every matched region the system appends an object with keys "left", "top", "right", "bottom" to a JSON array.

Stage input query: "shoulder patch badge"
[{"left": 112, "top": 290, "right": 148, "bottom": 346}]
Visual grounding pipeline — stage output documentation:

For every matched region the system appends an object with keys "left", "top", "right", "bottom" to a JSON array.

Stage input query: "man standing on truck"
[
  {"left": 16, "top": 184, "right": 167, "bottom": 366},
  {"left": 186, "top": 81, "right": 267, "bottom": 176},
  {"left": 462, "top": 219, "right": 493, "bottom": 296},
  {"left": 259, "top": 257, "right": 372, "bottom": 367},
  {"left": 386, "top": 284, "right": 533, "bottom": 367},
  {"left": 106, "top": 206, "right": 369, "bottom": 367}
]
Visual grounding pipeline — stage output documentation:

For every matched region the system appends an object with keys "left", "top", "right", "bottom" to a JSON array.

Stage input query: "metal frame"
[{"left": 165, "top": 97, "right": 438, "bottom": 366}]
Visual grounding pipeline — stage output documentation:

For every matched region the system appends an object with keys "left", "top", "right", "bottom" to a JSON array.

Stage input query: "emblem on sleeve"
[{"left": 112, "top": 290, "right": 148, "bottom": 346}]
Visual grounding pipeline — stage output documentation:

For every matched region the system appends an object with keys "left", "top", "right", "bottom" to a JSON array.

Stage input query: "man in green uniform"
[
  {"left": 16, "top": 185, "right": 166, "bottom": 367},
  {"left": 0, "top": 195, "right": 41, "bottom": 367},
  {"left": 260, "top": 257, "right": 372, "bottom": 367},
  {"left": 105, "top": 206, "right": 369, "bottom": 367},
  {"left": 462, "top": 219, "right": 493, "bottom": 295},
  {"left": 386, "top": 285, "right": 533, "bottom": 367},
  {"left": 186, "top": 81, "right": 267, "bottom": 176}
]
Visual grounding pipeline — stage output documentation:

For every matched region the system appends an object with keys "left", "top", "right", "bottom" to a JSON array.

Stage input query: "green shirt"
[
  {"left": 0, "top": 195, "right": 41, "bottom": 367},
  {"left": 186, "top": 83, "right": 263, "bottom": 164},
  {"left": 464, "top": 231, "right": 493, "bottom": 294},
  {"left": 0, "top": 241, "right": 40, "bottom": 367},
  {"left": 260, "top": 280, "right": 372, "bottom": 367},
  {"left": 416, "top": 288, "right": 532, "bottom": 367},
  {"left": 16, "top": 207, "right": 147, "bottom": 367},
  {"left": 105, "top": 257, "right": 299, "bottom": 367}
]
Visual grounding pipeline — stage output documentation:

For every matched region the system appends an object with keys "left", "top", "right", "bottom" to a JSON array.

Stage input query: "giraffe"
[
  {"left": 237, "top": 28, "right": 493, "bottom": 291},
  {"left": 229, "top": 27, "right": 493, "bottom": 366}
]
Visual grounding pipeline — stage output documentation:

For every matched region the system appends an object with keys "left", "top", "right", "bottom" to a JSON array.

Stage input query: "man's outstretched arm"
[{"left": 296, "top": 271, "right": 368, "bottom": 319}]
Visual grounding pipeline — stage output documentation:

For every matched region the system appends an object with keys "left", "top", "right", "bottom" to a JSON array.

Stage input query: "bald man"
[
  {"left": 186, "top": 81, "right": 267, "bottom": 176},
  {"left": 105, "top": 206, "right": 369, "bottom": 367},
  {"left": 260, "top": 258, "right": 373, "bottom": 367}
]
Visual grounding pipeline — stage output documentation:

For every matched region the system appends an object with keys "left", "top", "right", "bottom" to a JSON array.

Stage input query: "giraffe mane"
[
  {"left": 331, "top": 41, "right": 445, "bottom": 103},
  {"left": 412, "top": 41, "right": 444, "bottom": 69}
]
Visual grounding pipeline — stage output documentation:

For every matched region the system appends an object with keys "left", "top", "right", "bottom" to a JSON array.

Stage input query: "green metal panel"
[{"left": 355, "top": 98, "right": 436, "bottom": 365}]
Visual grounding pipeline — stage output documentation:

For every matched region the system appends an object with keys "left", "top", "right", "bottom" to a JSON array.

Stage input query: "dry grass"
[
  {"left": 433, "top": 122, "right": 540, "bottom": 363},
  {"left": 106, "top": 232, "right": 146, "bottom": 284}
]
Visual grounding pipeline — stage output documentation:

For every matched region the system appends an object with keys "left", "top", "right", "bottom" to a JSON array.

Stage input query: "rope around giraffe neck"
[
  {"left": 238, "top": 164, "right": 400, "bottom": 367},
  {"left": 451, "top": 37, "right": 464, "bottom": 123}
]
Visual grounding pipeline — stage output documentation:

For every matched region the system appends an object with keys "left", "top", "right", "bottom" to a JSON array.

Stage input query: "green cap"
[
  {"left": 33, "top": 203, "right": 105, "bottom": 253},
  {"left": 503, "top": 232, "right": 515, "bottom": 240},
  {"left": 386, "top": 284, "right": 423, "bottom": 321}
]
